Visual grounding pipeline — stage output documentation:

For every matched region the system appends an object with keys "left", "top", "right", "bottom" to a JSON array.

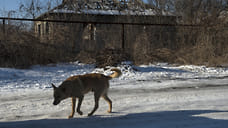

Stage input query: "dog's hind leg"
[
  {"left": 68, "top": 97, "right": 76, "bottom": 119},
  {"left": 102, "top": 93, "right": 112, "bottom": 113},
  {"left": 77, "top": 96, "right": 84, "bottom": 115},
  {"left": 88, "top": 92, "right": 101, "bottom": 116}
]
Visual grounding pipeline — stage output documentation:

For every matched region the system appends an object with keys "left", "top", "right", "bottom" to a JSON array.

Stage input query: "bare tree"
[
  {"left": 146, "top": 0, "right": 228, "bottom": 24},
  {"left": 147, "top": 0, "right": 175, "bottom": 15},
  {"left": 173, "top": 0, "right": 228, "bottom": 24},
  {"left": 19, "top": 0, "right": 62, "bottom": 19},
  {"left": 19, "top": 0, "right": 44, "bottom": 19}
]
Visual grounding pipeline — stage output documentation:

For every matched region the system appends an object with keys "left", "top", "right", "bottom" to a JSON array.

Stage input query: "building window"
[
  {"left": 83, "top": 23, "right": 96, "bottom": 41},
  {"left": 46, "top": 22, "right": 49, "bottom": 34},
  {"left": 91, "top": 24, "right": 96, "bottom": 41},
  {"left": 37, "top": 24, "right": 41, "bottom": 37}
]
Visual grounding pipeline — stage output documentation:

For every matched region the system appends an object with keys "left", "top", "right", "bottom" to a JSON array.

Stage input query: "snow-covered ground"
[{"left": 1, "top": 62, "right": 228, "bottom": 128}]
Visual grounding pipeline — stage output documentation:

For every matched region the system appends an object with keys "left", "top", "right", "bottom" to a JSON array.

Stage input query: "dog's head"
[{"left": 52, "top": 83, "right": 68, "bottom": 105}]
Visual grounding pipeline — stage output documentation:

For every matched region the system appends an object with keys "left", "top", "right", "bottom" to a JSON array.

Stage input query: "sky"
[
  {"left": 0, "top": 0, "right": 19, "bottom": 11},
  {"left": 0, "top": 0, "right": 20, "bottom": 17},
  {"left": 0, "top": 0, "right": 61, "bottom": 17}
]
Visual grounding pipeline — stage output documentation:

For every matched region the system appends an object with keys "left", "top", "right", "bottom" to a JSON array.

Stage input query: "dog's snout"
[
  {"left": 53, "top": 100, "right": 60, "bottom": 105},
  {"left": 53, "top": 102, "right": 57, "bottom": 105}
]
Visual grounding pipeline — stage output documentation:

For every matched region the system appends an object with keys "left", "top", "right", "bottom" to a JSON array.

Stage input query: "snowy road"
[
  {"left": 1, "top": 62, "right": 228, "bottom": 128},
  {"left": 1, "top": 84, "right": 228, "bottom": 128}
]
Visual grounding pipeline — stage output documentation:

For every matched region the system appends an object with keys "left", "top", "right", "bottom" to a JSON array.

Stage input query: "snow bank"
[{"left": 0, "top": 62, "right": 228, "bottom": 92}]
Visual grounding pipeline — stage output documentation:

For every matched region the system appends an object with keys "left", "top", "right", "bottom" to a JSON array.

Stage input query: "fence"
[
  {"left": 0, "top": 16, "right": 200, "bottom": 50},
  {"left": 0, "top": 16, "right": 228, "bottom": 68}
]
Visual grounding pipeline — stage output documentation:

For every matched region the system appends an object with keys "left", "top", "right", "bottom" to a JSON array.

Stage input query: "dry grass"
[{"left": 0, "top": 30, "right": 75, "bottom": 68}]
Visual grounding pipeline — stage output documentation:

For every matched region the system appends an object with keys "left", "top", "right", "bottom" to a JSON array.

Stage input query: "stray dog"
[{"left": 52, "top": 68, "right": 121, "bottom": 118}]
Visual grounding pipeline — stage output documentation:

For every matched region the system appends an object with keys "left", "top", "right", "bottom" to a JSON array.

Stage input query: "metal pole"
[
  {"left": 3, "top": 19, "right": 6, "bottom": 42},
  {"left": 3, "top": 19, "right": 5, "bottom": 34},
  {"left": 122, "top": 24, "right": 125, "bottom": 50}
]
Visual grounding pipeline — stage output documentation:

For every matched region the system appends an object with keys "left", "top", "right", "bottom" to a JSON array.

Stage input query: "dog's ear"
[{"left": 52, "top": 83, "right": 57, "bottom": 90}]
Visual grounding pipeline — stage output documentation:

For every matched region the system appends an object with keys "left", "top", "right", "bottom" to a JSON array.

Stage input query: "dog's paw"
[
  {"left": 77, "top": 111, "right": 83, "bottom": 115},
  {"left": 68, "top": 115, "right": 74, "bottom": 119},
  {"left": 88, "top": 113, "right": 93, "bottom": 116},
  {"left": 107, "top": 110, "right": 112, "bottom": 113}
]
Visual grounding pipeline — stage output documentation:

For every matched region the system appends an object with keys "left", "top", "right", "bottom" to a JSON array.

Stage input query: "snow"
[
  {"left": 1, "top": 62, "right": 228, "bottom": 128},
  {"left": 52, "top": 8, "right": 171, "bottom": 16},
  {"left": 51, "top": 2, "right": 173, "bottom": 16}
]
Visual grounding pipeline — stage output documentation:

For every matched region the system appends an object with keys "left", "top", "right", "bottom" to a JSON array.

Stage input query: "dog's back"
[
  {"left": 77, "top": 73, "right": 110, "bottom": 94},
  {"left": 66, "top": 69, "right": 121, "bottom": 94}
]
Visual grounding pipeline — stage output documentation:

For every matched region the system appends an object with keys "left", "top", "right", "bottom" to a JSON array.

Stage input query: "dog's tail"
[{"left": 108, "top": 68, "right": 122, "bottom": 79}]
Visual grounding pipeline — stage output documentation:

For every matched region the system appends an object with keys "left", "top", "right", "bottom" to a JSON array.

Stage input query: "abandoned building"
[{"left": 34, "top": 0, "right": 178, "bottom": 56}]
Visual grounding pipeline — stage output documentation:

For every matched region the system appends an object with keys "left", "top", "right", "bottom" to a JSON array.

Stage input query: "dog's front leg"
[
  {"left": 88, "top": 93, "right": 100, "bottom": 116},
  {"left": 77, "top": 96, "right": 84, "bottom": 115},
  {"left": 68, "top": 97, "right": 76, "bottom": 119}
]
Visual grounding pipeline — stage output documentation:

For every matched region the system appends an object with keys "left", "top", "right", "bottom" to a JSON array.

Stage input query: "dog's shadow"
[
  {"left": 86, "top": 111, "right": 123, "bottom": 118},
  {"left": 1, "top": 110, "right": 228, "bottom": 128}
]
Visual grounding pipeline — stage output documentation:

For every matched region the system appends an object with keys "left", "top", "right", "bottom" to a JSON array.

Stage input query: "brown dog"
[{"left": 52, "top": 68, "right": 121, "bottom": 118}]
